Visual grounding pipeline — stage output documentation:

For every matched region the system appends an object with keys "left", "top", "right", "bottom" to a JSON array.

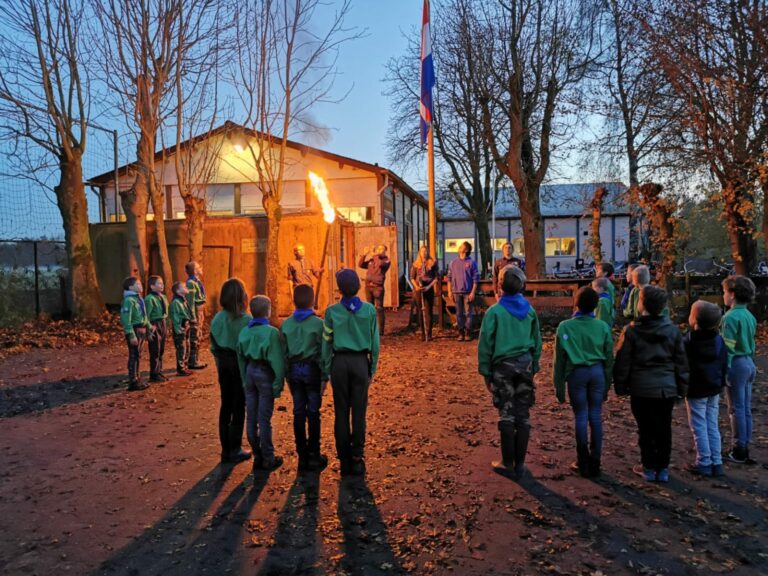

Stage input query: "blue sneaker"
[
  {"left": 657, "top": 468, "right": 670, "bottom": 483},
  {"left": 634, "top": 464, "right": 656, "bottom": 482}
]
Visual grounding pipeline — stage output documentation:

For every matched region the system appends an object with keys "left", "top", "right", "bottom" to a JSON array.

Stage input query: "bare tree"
[
  {"left": 385, "top": 0, "right": 506, "bottom": 274},
  {"left": 0, "top": 0, "right": 104, "bottom": 318},
  {"left": 587, "top": 186, "right": 606, "bottom": 263},
  {"left": 477, "top": 0, "right": 602, "bottom": 278},
  {"left": 230, "top": 0, "right": 360, "bottom": 321}
]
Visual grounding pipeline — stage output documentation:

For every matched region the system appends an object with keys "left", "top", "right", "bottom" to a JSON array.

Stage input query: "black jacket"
[
  {"left": 614, "top": 315, "right": 689, "bottom": 398},
  {"left": 684, "top": 329, "right": 728, "bottom": 398}
]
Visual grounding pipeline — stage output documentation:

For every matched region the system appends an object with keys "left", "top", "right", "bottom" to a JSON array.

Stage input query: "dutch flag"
[{"left": 420, "top": 0, "right": 435, "bottom": 145}]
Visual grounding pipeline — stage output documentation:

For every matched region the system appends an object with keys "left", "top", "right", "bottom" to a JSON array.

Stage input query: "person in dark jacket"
[
  {"left": 614, "top": 285, "right": 689, "bottom": 483},
  {"left": 410, "top": 245, "right": 439, "bottom": 341},
  {"left": 684, "top": 300, "right": 728, "bottom": 478},
  {"left": 492, "top": 242, "right": 522, "bottom": 299},
  {"left": 358, "top": 244, "right": 391, "bottom": 336}
]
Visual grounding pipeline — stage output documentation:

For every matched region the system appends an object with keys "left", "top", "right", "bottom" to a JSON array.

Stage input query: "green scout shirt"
[
  {"left": 553, "top": 315, "right": 614, "bottom": 403},
  {"left": 605, "top": 279, "right": 616, "bottom": 304},
  {"left": 145, "top": 292, "right": 168, "bottom": 323},
  {"left": 596, "top": 295, "right": 614, "bottom": 327},
  {"left": 236, "top": 324, "right": 286, "bottom": 396},
  {"left": 120, "top": 293, "right": 149, "bottom": 337},
  {"left": 281, "top": 314, "right": 324, "bottom": 365},
  {"left": 170, "top": 296, "right": 193, "bottom": 335},
  {"left": 210, "top": 311, "right": 252, "bottom": 354},
  {"left": 477, "top": 304, "right": 542, "bottom": 377},
  {"left": 186, "top": 277, "right": 206, "bottom": 317},
  {"left": 722, "top": 304, "right": 756, "bottom": 365},
  {"left": 321, "top": 302, "right": 380, "bottom": 380},
  {"left": 623, "top": 286, "right": 640, "bottom": 319}
]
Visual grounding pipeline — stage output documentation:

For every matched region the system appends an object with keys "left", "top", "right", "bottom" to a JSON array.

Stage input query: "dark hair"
[
  {"left": 185, "top": 261, "right": 197, "bottom": 275},
  {"left": 148, "top": 275, "right": 162, "bottom": 289},
  {"left": 722, "top": 275, "right": 755, "bottom": 304},
  {"left": 575, "top": 286, "right": 599, "bottom": 313},
  {"left": 171, "top": 281, "right": 185, "bottom": 296},
  {"left": 293, "top": 284, "right": 314, "bottom": 309},
  {"left": 693, "top": 300, "right": 722, "bottom": 331},
  {"left": 249, "top": 295, "right": 271, "bottom": 318},
  {"left": 219, "top": 277, "right": 248, "bottom": 316},
  {"left": 123, "top": 276, "right": 139, "bottom": 291},
  {"left": 598, "top": 262, "right": 614, "bottom": 277},
  {"left": 460, "top": 241, "right": 472, "bottom": 255},
  {"left": 640, "top": 285, "right": 667, "bottom": 316},
  {"left": 501, "top": 266, "right": 526, "bottom": 295}
]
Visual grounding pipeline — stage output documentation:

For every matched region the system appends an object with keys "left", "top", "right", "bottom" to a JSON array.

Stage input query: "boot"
[
  {"left": 456, "top": 329, "right": 465, "bottom": 342},
  {"left": 588, "top": 454, "right": 601, "bottom": 478},
  {"left": 492, "top": 421, "right": 517, "bottom": 476},
  {"left": 576, "top": 443, "right": 590, "bottom": 478},
  {"left": 514, "top": 424, "right": 530, "bottom": 479}
]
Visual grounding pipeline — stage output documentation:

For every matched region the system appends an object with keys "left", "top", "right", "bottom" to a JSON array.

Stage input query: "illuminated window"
[
  {"left": 337, "top": 206, "right": 374, "bottom": 224},
  {"left": 545, "top": 237, "right": 576, "bottom": 256},
  {"left": 445, "top": 238, "right": 474, "bottom": 253},
  {"left": 512, "top": 238, "right": 525, "bottom": 256}
]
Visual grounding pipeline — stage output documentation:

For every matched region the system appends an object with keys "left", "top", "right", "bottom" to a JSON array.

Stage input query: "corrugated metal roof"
[{"left": 421, "top": 182, "right": 629, "bottom": 219}]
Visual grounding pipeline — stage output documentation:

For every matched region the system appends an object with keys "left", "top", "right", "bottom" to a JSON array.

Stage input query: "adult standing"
[
  {"left": 287, "top": 243, "right": 323, "bottom": 289},
  {"left": 358, "top": 244, "right": 391, "bottom": 335},
  {"left": 410, "top": 245, "right": 439, "bottom": 341},
  {"left": 186, "top": 260, "right": 208, "bottom": 369},
  {"left": 493, "top": 242, "right": 522, "bottom": 298},
  {"left": 447, "top": 241, "right": 480, "bottom": 341}
]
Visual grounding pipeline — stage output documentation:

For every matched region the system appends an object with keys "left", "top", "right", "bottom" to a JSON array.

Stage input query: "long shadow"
[
  {"left": 95, "top": 463, "right": 270, "bottom": 576},
  {"left": 336, "top": 475, "right": 405, "bottom": 576},
  {"left": 257, "top": 470, "right": 322, "bottom": 575}
]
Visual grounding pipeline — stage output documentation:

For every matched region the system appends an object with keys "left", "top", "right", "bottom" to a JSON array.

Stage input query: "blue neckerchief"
[
  {"left": 599, "top": 292, "right": 612, "bottom": 301},
  {"left": 341, "top": 296, "right": 363, "bottom": 314},
  {"left": 574, "top": 311, "right": 596, "bottom": 318},
  {"left": 150, "top": 291, "right": 167, "bottom": 315},
  {"left": 124, "top": 290, "right": 145, "bottom": 316},
  {"left": 498, "top": 293, "right": 530, "bottom": 320},
  {"left": 188, "top": 275, "right": 206, "bottom": 299},
  {"left": 620, "top": 282, "right": 633, "bottom": 308},
  {"left": 248, "top": 317, "right": 270, "bottom": 328},
  {"left": 293, "top": 308, "right": 315, "bottom": 322}
]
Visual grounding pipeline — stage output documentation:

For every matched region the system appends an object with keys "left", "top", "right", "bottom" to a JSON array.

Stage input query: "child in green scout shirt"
[
  {"left": 721, "top": 276, "right": 758, "bottom": 465},
  {"left": 592, "top": 277, "right": 615, "bottom": 327},
  {"left": 553, "top": 287, "right": 614, "bottom": 477},
  {"left": 623, "top": 265, "right": 650, "bottom": 320},
  {"left": 210, "top": 278, "right": 253, "bottom": 465},
  {"left": 120, "top": 276, "right": 150, "bottom": 391},
  {"left": 170, "top": 281, "right": 193, "bottom": 376},
  {"left": 145, "top": 275, "right": 169, "bottom": 383},
  {"left": 281, "top": 284, "right": 328, "bottom": 471},
  {"left": 322, "top": 269, "right": 380, "bottom": 476},
  {"left": 478, "top": 266, "right": 542, "bottom": 480},
  {"left": 595, "top": 261, "right": 616, "bottom": 306},
  {"left": 237, "top": 295, "right": 286, "bottom": 471},
  {"left": 185, "top": 261, "right": 208, "bottom": 369}
]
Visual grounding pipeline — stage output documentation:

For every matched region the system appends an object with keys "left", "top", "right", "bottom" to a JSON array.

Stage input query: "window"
[
  {"left": 206, "top": 184, "right": 235, "bottom": 215},
  {"left": 445, "top": 238, "right": 474, "bottom": 253},
  {"left": 240, "top": 183, "right": 264, "bottom": 214},
  {"left": 545, "top": 237, "right": 576, "bottom": 256},
  {"left": 382, "top": 188, "right": 394, "bottom": 216},
  {"left": 337, "top": 206, "right": 374, "bottom": 224},
  {"left": 492, "top": 238, "right": 509, "bottom": 251},
  {"left": 512, "top": 238, "right": 525, "bottom": 256}
]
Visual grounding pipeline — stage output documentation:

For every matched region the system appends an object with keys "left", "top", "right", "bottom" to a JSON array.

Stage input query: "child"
[
  {"left": 170, "top": 281, "right": 193, "bottom": 376},
  {"left": 447, "top": 241, "right": 480, "bottom": 341},
  {"left": 592, "top": 277, "right": 614, "bottom": 327},
  {"left": 684, "top": 300, "right": 727, "bottom": 477},
  {"left": 120, "top": 276, "right": 150, "bottom": 391},
  {"left": 595, "top": 261, "right": 616, "bottom": 305},
  {"left": 281, "top": 284, "right": 328, "bottom": 471},
  {"left": 322, "top": 269, "right": 380, "bottom": 476},
  {"left": 478, "top": 266, "right": 542, "bottom": 479},
  {"left": 185, "top": 261, "right": 208, "bottom": 369},
  {"left": 553, "top": 286, "right": 614, "bottom": 477},
  {"left": 619, "top": 263, "right": 639, "bottom": 313},
  {"left": 614, "top": 286, "right": 689, "bottom": 483},
  {"left": 144, "top": 275, "right": 169, "bottom": 383},
  {"left": 623, "top": 265, "right": 650, "bottom": 320},
  {"left": 210, "top": 278, "right": 253, "bottom": 464},
  {"left": 237, "top": 295, "right": 285, "bottom": 471},
  {"left": 721, "top": 276, "right": 758, "bottom": 465}
]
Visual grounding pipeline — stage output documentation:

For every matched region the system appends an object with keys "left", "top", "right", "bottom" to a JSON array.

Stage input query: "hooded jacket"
[
  {"left": 684, "top": 329, "right": 727, "bottom": 398},
  {"left": 613, "top": 315, "right": 689, "bottom": 398}
]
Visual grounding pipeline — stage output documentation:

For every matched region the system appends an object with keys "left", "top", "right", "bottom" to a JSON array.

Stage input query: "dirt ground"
[{"left": 1, "top": 309, "right": 767, "bottom": 576}]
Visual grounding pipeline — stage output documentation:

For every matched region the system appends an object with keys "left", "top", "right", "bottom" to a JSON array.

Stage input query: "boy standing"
[
  {"left": 170, "top": 281, "right": 193, "bottom": 376},
  {"left": 186, "top": 261, "right": 208, "bottom": 369},
  {"left": 614, "top": 286, "right": 689, "bottom": 483},
  {"left": 448, "top": 241, "right": 480, "bottom": 341},
  {"left": 592, "top": 277, "right": 615, "bottom": 327},
  {"left": 595, "top": 261, "right": 616, "bottom": 305},
  {"left": 478, "top": 266, "right": 542, "bottom": 479},
  {"left": 120, "top": 276, "right": 150, "bottom": 391},
  {"left": 237, "top": 296, "right": 286, "bottom": 471},
  {"left": 684, "top": 300, "right": 728, "bottom": 477},
  {"left": 145, "top": 275, "right": 169, "bottom": 383},
  {"left": 721, "top": 276, "right": 758, "bottom": 465},
  {"left": 322, "top": 269, "right": 380, "bottom": 476},
  {"left": 620, "top": 263, "right": 639, "bottom": 313},
  {"left": 281, "top": 284, "right": 328, "bottom": 471},
  {"left": 623, "top": 265, "right": 650, "bottom": 320}
]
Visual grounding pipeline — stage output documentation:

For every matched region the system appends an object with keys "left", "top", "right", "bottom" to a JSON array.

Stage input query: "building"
[{"left": 436, "top": 182, "right": 631, "bottom": 273}]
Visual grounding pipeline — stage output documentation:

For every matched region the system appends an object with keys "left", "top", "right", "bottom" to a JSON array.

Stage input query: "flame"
[{"left": 308, "top": 171, "right": 335, "bottom": 224}]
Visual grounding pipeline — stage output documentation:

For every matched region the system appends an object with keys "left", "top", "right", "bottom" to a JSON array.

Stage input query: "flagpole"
[{"left": 428, "top": 127, "right": 436, "bottom": 260}]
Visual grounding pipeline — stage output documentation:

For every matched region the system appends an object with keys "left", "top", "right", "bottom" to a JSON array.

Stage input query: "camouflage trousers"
[{"left": 490, "top": 354, "right": 534, "bottom": 428}]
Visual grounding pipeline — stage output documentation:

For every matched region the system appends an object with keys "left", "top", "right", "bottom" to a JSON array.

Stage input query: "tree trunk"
[
  {"left": 722, "top": 182, "right": 757, "bottom": 275},
  {"left": 56, "top": 150, "right": 104, "bottom": 318},
  {"left": 121, "top": 183, "right": 149, "bottom": 283},
  {"left": 761, "top": 171, "right": 768, "bottom": 261},
  {"left": 264, "top": 195, "right": 282, "bottom": 325},
  {"left": 590, "top": 187, "right": 606, "bottom": 264},
  {"left": 185, "top": 195, "right": 207, "bottom": 264},
  {"left": 474, "top": 209, "right": 493, "bottom": 278},
  {"left": 518, "top": 182, "right": 546, "bottom": 279}
]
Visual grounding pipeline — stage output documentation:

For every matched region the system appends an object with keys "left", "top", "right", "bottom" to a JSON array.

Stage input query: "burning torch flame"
[{"left": 308, "top": 171, "right": 335, "bottom": 224}]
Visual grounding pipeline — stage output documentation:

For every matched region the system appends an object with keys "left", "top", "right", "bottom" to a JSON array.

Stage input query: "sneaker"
[
  {"left": 456, "top": 332, "right": 464, "bottom": 342},
  {"left": 261, "top": 455, "right": 283, "bottom": 471},
  {"left": 176, "top": 368, "right": 192, "bottom": 376},
  {"left": 633, "top": 464, "right": 656, "bottom": 482},
  {"left": 744, "top": 448, "right": 757, "bottom": 466},
  {"left": 686, "top": 463, "right": 713, "bottom": 477},
  {"left": 156, "top": 373, "right": 169, "bottom": 382},
  {"left": 229, "top": 448, "right": 253, "bottom": 463},
  {"left": 727, "top": 448, "right": 746, "bottom": 463},
  {"left": 188, "top": 363, "right": 208, "bottom": 370},
  {"left": 712, "top": 464, "right": 725, "bottom": 477},
  {"left": 657, "top": 468, "right": 670, "bottom": 483},
  {"left": 149, "top": 374, "right": 165, "bottom": 383},
  {"left": 128, "top": 380, "right": 149, "bottom": 391}
]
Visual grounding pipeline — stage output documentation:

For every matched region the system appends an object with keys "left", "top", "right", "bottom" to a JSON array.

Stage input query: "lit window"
[
  {"left": 337, "top": 206, "right": 374, "bottom": 224},
  {"left": 512, "top": 238, "right": 525, "bottom": 256},
  {"left": 444, "top": 238, "right": 474, "bottom": 253},
  {"left": 545, "top": 237, "right": 576, "bottom": 256}
]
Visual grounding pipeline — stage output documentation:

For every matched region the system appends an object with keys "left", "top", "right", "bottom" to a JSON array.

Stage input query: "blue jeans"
[
  {"left": 726, "top": 355, "right": 756, "bottom": 449},
  {"left": 686, "top": 395, "right": 722, "bottom": 466},
  {"left": 288, "top": 361, "right": 323, "bottom": 456},
  {"left": 244, "top": 362, "right": 276, "bottom": 461},
  {"left": 454, "top": 293, "right": 472, "bottom": 333},
  {"left": 567, "top": 364, "right": 605, "bottom": 456}
]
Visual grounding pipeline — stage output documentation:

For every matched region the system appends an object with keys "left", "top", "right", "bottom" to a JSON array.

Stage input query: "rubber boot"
[
  {"left": 492, "top": 421, "right": 517, "bottom": 477},
  {"left": 514, "top": 424, "right": 530, "bottom": 479},
  {"left": 576, "top": 443, "right": 590, "bottom": 478}
]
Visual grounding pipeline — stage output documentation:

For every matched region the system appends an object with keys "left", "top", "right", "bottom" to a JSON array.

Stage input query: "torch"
[{"left": 308, "top": 171, "right": 335, "bottom": 308}]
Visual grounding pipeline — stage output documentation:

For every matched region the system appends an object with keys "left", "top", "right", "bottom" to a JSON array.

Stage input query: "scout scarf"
[
  {"left": 498, "top": 293, "right": 530, "bottom": 320},
  {"left": 293, "top": 308, "right": 315, "bottom": 322},
  {"left": 248, "top": 317, "right": 270, "bottom": 328},
  {"left": 340, "top": 296, "right": 363, "bottom": 313}
]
